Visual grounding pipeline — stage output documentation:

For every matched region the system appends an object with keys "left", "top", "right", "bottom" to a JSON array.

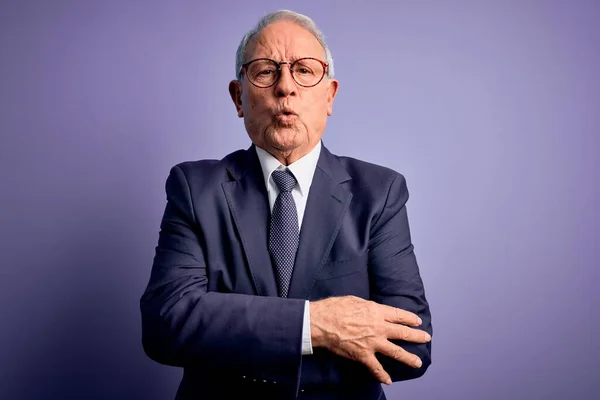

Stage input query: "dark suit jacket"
[{"left": 140, "top": 143, "right": 432, "bottom": 400}]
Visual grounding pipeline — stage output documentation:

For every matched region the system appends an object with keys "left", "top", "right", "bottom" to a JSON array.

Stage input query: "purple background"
[{"left": 1, "top": 1, "right": 598, "bottom": 399}]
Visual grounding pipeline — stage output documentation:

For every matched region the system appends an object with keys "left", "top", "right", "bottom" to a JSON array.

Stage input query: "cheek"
[
  {"left": 243, "top": 90, "right": 268, "bottom": 115},
  {"left": 303, "top": 92, "right": 328, "bottom": 118}
]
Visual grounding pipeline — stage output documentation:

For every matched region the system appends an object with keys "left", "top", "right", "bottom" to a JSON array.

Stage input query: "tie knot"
[{"left": 272, "top": 169, "right": 297, "bottom": 193}]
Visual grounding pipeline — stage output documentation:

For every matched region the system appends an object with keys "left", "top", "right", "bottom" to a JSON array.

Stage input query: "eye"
[
  {"left": 258, "top": 69, "right": 275, "bottom": 75},
  {"left": 292, "top": 60, "right": 316, "bottom": 75}
]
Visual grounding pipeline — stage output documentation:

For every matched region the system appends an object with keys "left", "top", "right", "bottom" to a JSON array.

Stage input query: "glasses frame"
[{"left": 239, "top": 57, "right": 329, "bottom": 88}]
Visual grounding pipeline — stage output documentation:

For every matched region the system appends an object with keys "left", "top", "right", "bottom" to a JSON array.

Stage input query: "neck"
[
  {"left": 271, "top": 149, "right": 304, "bottom": 165},
  {"left": 260, "top": 142, "right": 319, "bottom": 165}
]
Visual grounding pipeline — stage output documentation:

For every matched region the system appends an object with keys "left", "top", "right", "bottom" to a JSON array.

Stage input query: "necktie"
[{"left": 269, "top": 169, "right": 299, "bottom": 297}]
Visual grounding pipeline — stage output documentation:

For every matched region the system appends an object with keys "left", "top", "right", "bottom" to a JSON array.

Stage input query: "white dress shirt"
[{"left": 255, "top": 140, "right": 322, "bottom": 356}]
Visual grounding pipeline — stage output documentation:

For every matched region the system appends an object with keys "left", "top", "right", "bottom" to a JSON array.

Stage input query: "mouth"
[
  {"left": 274, "top": 106, "right": 297, "bottom": 116},
  {"left": 274, "top": 108, "right": 298, "bottom": 122}
]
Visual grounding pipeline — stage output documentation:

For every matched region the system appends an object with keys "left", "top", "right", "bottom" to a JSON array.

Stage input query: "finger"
[
  {"left": 377, "top": 340, "right": 422, "bottom": 369},
  {"left": 361, "top": 353, "right": 392, "bottom": 385},
  {"left": 386, "top": 324, "right": 431, "bottom": 343},
  {"left": 380, "top": 304, "right": 422, "bottom": 326}
]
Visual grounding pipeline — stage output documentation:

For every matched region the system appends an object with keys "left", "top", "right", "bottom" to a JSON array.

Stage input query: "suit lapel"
[
  {"left": 222, "top": 146, "right": 279, "bottom": 297},
  {"left": 287, "top": 145, "right": 353, "bottom": 299}
]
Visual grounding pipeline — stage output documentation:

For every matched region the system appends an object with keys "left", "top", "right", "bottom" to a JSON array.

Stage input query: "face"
[{"left": 229, "top": 20, "right": 339, "bottom": 165}]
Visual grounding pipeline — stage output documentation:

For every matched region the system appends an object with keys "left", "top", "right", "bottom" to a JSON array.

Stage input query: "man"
[{"left": 140, "top": 9, "right": 432, "bottom": 400}]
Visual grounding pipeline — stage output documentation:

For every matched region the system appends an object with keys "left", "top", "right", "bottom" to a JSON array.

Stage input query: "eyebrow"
[{"left": 254, "top": 56, "right": 309, "bottom": 63}]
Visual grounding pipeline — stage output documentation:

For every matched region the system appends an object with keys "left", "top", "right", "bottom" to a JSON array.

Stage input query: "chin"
[{"left": 267, "top": 126, "right": 305, "bottom": 150}]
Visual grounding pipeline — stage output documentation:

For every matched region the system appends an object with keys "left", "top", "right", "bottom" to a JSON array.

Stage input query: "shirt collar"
[{"left": 255, "top": 140, "right": 322, "bottom": 197}]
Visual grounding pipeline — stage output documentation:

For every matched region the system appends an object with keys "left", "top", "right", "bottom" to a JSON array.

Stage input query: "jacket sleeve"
[
  {"left": 139, "top": 165, "right": 305, "bottom": 390},
  {"left": 368, "top": 173, "right": 433, "bottom": 382}
]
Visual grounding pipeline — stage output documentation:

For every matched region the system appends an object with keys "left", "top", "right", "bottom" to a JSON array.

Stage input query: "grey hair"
[{"left": 234, "top": 9, "right": 335, "bottom": 81}]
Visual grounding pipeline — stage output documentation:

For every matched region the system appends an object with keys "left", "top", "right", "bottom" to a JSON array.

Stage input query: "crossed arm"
[{"left": 303, "top": 173, "right": 432, "bottom": 386}]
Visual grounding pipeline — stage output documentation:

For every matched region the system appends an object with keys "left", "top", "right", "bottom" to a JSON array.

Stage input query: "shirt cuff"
[{"left": 301, "top": 300, "right": 313, "bottom": 355}]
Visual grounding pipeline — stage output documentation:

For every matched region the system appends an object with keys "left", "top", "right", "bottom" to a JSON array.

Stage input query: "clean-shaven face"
[{"left": 229, "top": 20, "right": 339, "bottom": 165}]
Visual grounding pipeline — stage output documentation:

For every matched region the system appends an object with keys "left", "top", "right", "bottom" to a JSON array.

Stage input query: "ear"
[
  {"left": 326, "top": 78, "right": 339, "bottom": 116},
  {"left": 228, "top": 80, "right": 244, "bottom": 118}
]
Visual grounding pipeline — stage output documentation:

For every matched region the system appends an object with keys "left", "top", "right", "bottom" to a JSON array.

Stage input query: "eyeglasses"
[{"left": 239, "top": 57, "right": 329, "bottom": 88}]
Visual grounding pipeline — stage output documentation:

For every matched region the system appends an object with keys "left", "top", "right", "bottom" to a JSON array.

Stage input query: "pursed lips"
[
  {"left": 274, "top": 107, "right": 298, "bottom": 121},
  {"left": 274, "top": 107, "right": 297, "bottom": 116}
]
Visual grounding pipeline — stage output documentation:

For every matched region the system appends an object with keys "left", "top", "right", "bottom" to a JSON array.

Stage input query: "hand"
[{"left": 309, "top": 295, "right": 431, "bottom": 385}]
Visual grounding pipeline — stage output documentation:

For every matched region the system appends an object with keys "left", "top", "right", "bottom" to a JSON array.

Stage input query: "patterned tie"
[{"left": 269, "top": 169, "right": 299, "bottom": 298}]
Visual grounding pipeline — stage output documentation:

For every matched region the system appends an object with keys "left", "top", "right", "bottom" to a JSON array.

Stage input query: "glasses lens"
[
  {"left": 247, "top": 59, "right": 279, "bottom": 87},
  {"left": 292, "top": 58, "right": 325, "bottom": 87}
]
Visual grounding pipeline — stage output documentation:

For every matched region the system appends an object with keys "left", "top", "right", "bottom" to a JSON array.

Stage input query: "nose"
[{"left": 274, "top": 64, "right": 297, "bottom": 98}]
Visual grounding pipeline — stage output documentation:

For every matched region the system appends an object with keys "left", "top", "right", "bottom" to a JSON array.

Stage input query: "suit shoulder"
[
  {"left": 335, "top": 154, "right": 406, "bottom": 187},
  {"left": 167, "top": 149, "right": 246, "bottom": 180},
  {"left": 331, "top": 153, "right": 411, "bottom": 208},
  {"left": 171, "top": 159, "right": 221, "bottom": 177}
]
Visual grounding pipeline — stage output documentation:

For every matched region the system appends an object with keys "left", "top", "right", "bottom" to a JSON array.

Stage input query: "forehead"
[{"left": 245, "top": 20, "right": 324, "bottom": 61}]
